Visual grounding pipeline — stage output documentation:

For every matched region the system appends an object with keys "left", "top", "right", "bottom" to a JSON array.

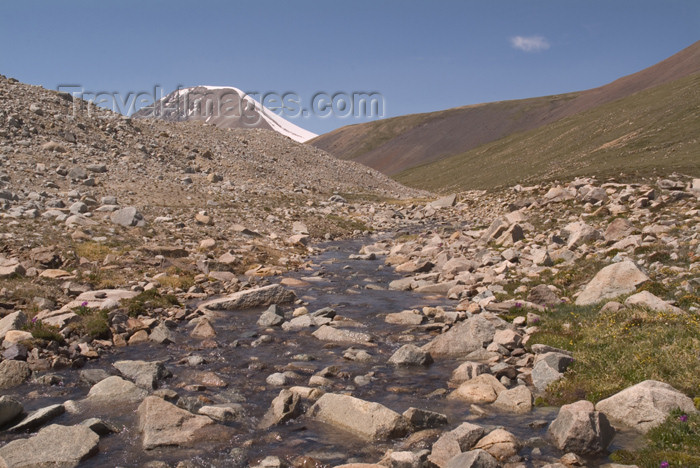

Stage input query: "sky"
[{"left": 1, "top": 0, "right": 698, "bottom": 135}]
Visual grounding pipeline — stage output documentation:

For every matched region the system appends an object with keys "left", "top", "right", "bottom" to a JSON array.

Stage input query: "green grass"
[
  {"left": 611, "top": 410, "right": 700, "bottom": 467},
  {"left": 23, "top": 320, "right": 65, "bottom": 343},
  {"left": 530, "top": 303, "right": 700, "bottom": 405},
  {"left": 396, "top": 72, "right": 700, "bottom": 192},
  {"left": 121, "top": 290, "right": 179, "bottom": 317}
]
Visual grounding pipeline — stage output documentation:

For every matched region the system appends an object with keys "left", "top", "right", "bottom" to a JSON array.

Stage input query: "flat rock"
[
  {"left": 575, "top": 261, "right": 649, "bottom": 306},
  {"left": 595, "top": 380, "right": 697, "bottom": 433},
  {"left": 9, "top": 403, "right": 64, "bottom": 432},
  {"left": 0, "top": 424, "right": 99, "bottom": 468},
  {"left": 624, "top": 291, "right": 684, "bottom": 314},
  {"left": 86, "top": 375, "right": 148, "bottom": 405},
  {"left": 199, "top": 284, "right": 296, "bottom": 311},
  {"left": 306, "top": 393, "right": 409, "bottom": 441},
  {"left": 311, "top": 325, "right": 371, "bottom": 344}
]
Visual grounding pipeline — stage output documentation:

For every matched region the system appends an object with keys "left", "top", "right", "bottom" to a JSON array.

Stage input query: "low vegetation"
[
  {"left": 530, "top": 303, "right": 700, "bottom": 405},
  {"left": 611, "top": 410, "right": 700, "bottom": 467},
  {"left": 121, "top": 290, "right": 179, "bottom": 317}
]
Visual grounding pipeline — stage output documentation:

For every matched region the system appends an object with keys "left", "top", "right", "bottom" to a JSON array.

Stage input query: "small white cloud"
[{"left": 510, "top": 35, "right": 550, "bottom": 52}]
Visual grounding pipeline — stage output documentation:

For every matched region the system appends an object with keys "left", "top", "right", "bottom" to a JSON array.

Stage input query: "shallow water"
[{"left": 0, "top": 236, "right": 642, "bottom": 466}]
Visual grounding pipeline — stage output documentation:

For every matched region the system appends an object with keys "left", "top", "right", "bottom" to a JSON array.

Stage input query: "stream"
[{"left": 0, "top": 236, "right": 643, "bottom": 467}]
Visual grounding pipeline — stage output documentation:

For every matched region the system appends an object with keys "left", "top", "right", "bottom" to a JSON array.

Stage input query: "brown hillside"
[{"left": 311, "top": 40, "right": 700, "bottom": 175}]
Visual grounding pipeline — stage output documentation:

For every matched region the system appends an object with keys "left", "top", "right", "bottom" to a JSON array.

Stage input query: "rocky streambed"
[{"left": 0, "top": 235, "right": 651, "bottom": 467}]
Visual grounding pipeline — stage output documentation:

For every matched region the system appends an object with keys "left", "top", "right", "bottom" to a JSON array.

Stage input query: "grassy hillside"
[{"left": 396, "top": 72, "right": 700, "bottom": 192}]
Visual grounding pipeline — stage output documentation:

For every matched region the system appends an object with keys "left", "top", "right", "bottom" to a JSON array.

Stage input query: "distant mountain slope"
[
  {"left": 133, "top": 86, "right": 317, "bottom": 143},
  {"left": 396, "top": 71, "right": 700, "bottom": 192},
  {"left": 311, "top": 41, "right": 700, "bottom": 175}
]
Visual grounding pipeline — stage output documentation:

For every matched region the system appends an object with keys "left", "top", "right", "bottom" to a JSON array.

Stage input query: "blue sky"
[{"left": 1, "top": 0, "right": 698, "bottom": 135}]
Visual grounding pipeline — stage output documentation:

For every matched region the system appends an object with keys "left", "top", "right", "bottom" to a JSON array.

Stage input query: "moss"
[{"left": 23, "top": 320, "right": 64, "bottom": 343}]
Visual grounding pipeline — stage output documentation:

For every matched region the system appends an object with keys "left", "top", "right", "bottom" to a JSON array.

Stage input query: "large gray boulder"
[
  {"left": 448, "top": 374, "right": 506, "bottom": 404},
  {"left": 137, "top": 396, "right": 217, "bottom": 449},
  {"left": 422, "top": 315, "right": 501, "bottom": 358},
  {"left": 493, "top": 385, "right": 533, "bottom": 413},
  {"left": 86, "top": 375, "right": 148, "bottom": 405},
  {"left": 575, "top": 261, "right": 649, "bottom": 305},
  {"left": 388, "top": 344, "right": 433, "bottom": 366},
  {"left": 624, "top": 291, "right": 685, "bottom": 314},
  {"left": 531, "top": 352, "right": 574, "bottom": 392},
  {"left": 548, "top": 400, "right": 615, "bottom": 455},
  {"left": 595, "top": 380, "right": 697, "bottom": 433},
  {"left": 199, "top": 284, "right": 296, "bottom": 311},
  {"left": 473, "top": 428, "right": 521, "bottom": 461},
  {"left": 306, "top": 393, "right": 409, "bottom": 441},
  {"left": 113, "top": 360, "right": 172, "bottom": 390},
  {"left": 0, "top": 360, "right": 31, "bottom": 390},
  {"left": 0, "top": 424, "right": 99, "bottom": 468},
  {"left": 0, "top": 396, "right": 23, "bottom": 426},
  {"left": 110, "top": 206, "right": 146, "bottom": 227}
]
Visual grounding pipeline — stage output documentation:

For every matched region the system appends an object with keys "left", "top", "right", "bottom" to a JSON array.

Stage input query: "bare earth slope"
[
  {"left": 311, "top": 40, "right": 700, "bottom": 175},
  {"left": 396, "top": 72, "right": 700, "bottom": 192}
]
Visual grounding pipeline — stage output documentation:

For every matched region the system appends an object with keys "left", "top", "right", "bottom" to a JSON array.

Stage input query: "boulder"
[
  {"left": 575, "top": 261, "right": 649, "bottom": 306},
  {"left": 306, "top": 393, "right": 409, "bottom": 441},
  {"left": 548, "top": 400, "right": 614, "bottom": 455},
  {"left": 197, "top": 404, "right": 244, "bottom": 423},
  {"left": 190, "top": 317, "right": 217, "bottom": 338},
  {"left": 199, "top": 284, "right": 296, "bottom": 311},
  {"left": 448, "top": 374, "right": 506, "bottom": 403},
  {"left": 110, "top": 206, "right": 146, "bottom": 227},
  {"left": 0, "top": 396, "right": 23, "bottom": 427},
  {"left": 137, "top": 396, "right": 217, "bottom": 449},
  {"left": 531, "top": 352, "right": 574, "bottom": 392},
  {"left": 0, "top": 311, "right": 27, "bottom": 342},
  {"left": 450, "top": 362, "right": 490, "bottom": 385},
  {"left": 595, "top": 380, "right": 697, "bottom": 433},
  {"left": 258, "top": 389, "right": 303, "bottom": 429},
  {"left": 428, "top": 422, "right": 485, "bottom": 468},
  {"left": 257, "top": 304, "right": 285, "bottom": 327},
  {"left": 86, "top": 375, "right": 148, "bottom": 405},
  {"left": 0, "top": 424, "right": 99, "bottom": 468},
  {"left": 429, "top": 194, "right": 457, "bottom": 209},
  {"left": 0, "top": 360, "right": 31, "bottom": 389},
  {"left": 604, "top": 218, "right": 635, "bottom": 242},
  {"left": 563, "top": 221, "right": 603, "bottom": 249},
  {"left": 493, "top": 385, "right": 533, "bottom": 413},
  {"left": 402, "top": 407, "right": 448, "bottom": 429},
  {"left": 388, "top": 344, "right": 433, "bottom": 366},
  {"left": 113, "top": 360, "right": 172, "bottom": 390},
  {"left": 422, "top": 315, "right": 500, "bottom": 358},
  {"left": 624, "top": 291, "right": 685, "bottom": 314},
  {"left": 473, "top": 428, "right": 520, "bottom": 461},
  {"left": 527, "top": 284, "right": 561, "bottom": 308}
]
